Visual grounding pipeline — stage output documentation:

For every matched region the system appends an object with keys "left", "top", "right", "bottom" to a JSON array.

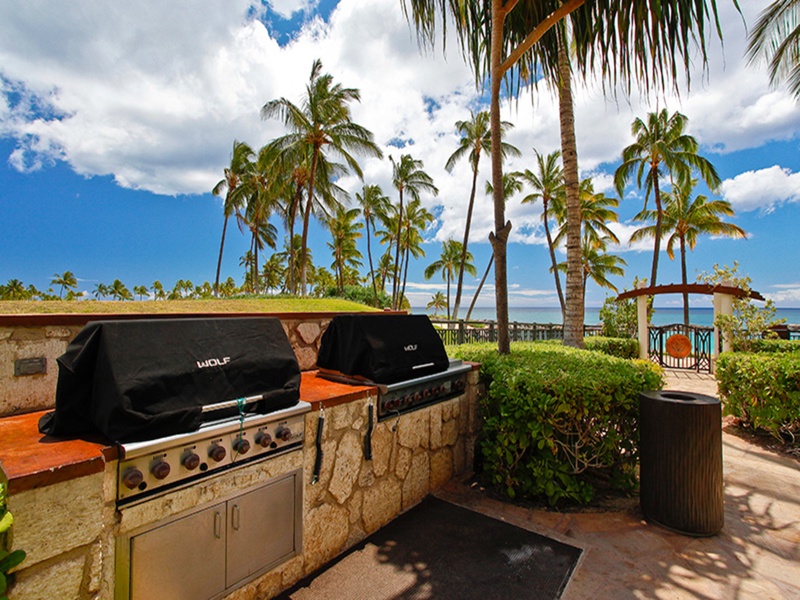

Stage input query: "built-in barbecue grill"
[
  {"left": 316, "top": 314, "right": 471, "bottom": 419},
  {"left": 39, "top": 317, "right": 310, "bottom": 504},
  {"left": 42, "top": 317, "right": 311, "bottom": 599}
]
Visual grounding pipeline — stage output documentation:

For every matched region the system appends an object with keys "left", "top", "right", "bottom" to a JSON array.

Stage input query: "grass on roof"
[{"left": 0, "top": 297, "right": 381, "bottom": 315}]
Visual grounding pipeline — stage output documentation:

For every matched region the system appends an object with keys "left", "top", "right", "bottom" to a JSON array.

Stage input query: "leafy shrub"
[
  {"left": 452, "top": 342, "right": 664, "bottom": 506},
  {"left": 1, "top": 482, "right": 26, "bottom": 600},
  {"left": 599, "top": 276, "right": 651, "bottom": 338},
  {"left": 698, "top": 263, "right": 785, "bottom": 351},
  {"left": 585, "top": 336, "right": 639, "bottom": 359},
  {"left": 717, "top": 352, "right": 800, "bottom": 441},
  {"left": 732, "top": 338, "right": 800, "bottom": 354}
]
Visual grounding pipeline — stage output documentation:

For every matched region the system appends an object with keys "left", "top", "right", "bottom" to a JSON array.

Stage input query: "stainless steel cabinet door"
[
  {"left": 130, "top": 503, "right": 227, "bottom": 600},
  {"left": 226, "top": 473, "right": 298, "bottom": 587}
]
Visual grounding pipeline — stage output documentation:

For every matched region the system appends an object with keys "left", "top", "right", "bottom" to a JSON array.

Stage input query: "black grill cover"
[
  {"left": 316, "top": 314, "right": 449, "bottom": 384},
  {"left": 38, "top": 317, "right": 301, "bottom": 442}
]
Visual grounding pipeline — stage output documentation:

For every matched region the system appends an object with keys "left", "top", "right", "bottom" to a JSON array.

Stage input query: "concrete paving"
[{"left": 436, "top": 369, "right": 800, "bottom": 599}]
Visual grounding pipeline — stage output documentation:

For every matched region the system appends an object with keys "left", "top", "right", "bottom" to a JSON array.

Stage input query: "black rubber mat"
[{"left": 279, "top": 496, "right": 582, "bottom": 599}]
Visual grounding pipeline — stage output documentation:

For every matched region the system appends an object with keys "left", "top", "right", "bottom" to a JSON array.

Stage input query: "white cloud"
[
  {"left": 0, "top": 0, "right": 797, "bottom": 235},
  {"left": 719, "top": 166, "right": 800, "bottom": 213}
]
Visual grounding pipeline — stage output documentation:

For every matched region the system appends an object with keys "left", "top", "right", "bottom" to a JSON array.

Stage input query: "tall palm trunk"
[
  {"left": 542, "top": 199, "right": 566, "bottom": 318},
  {"left": 400, "top": 232, "right": 411, "bottom": 309},
  {"left": 251, "top": 233, "right": 260, "bottom": 294},
  {"left": 466, "top": 254, "right": 494, "bottom": 322},
  {"left": 680, "top": 234, "right": 690, "bottom": 326},
  {"left": 489, "top": 0, "right": 511, "bottom": 354},
  {"left": 558, "top": 32, "right": 584, "bottom": 349},
  {"left": 300, "top": 150, "right": 320, "bottom": 296},
  {"left": 452, "top": 158, "right": 480, "bottom": 320},
  {"left": 651, "top": 177, "right": 663, "bottom": 287},
  {"left": 288, "top": 184, "right": 302, "bottom": 295},
  {"left": 214, "top": 214, "right": 229, "bottom": 297},
  {"left": 365, "top": 218, "right": 378, "bottom": 306},
  {"left": 392, "top": 189, "right": 405, "bottom": 309}
]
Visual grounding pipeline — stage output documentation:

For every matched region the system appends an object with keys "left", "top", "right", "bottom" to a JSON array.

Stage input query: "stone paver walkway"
[{"left": 436, "top": 369, "right": 800, "bottom": 599}]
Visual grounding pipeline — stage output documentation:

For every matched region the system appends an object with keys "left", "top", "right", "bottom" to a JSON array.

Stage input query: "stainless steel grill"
[{"left": 319, "top": 359, "right": 471, "bottom": 420}]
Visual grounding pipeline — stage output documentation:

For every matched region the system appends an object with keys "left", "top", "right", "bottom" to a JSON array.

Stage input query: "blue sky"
[{"left": 2, "top": 0, "right": 800, "bottom": 309}]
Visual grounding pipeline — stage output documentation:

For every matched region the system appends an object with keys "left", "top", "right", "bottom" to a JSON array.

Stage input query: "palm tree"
[
  {"left": 92, "top": 282, "right": 109, "bottom": 300},
  {"left": 425, "top": 239, "right": 473, "bottom": 320},
  {"left": 748, "top": 0, "right": 800, "bottom": 98},
  {"left": 553, "top": 178, "right": 620, "bottom": 251},
  {"left": 262, "top": 59, "right": 383, "bottom": 296},
  {"left": 262, "top": 253, "right": 285, "bottom": 294},
  {"left": 427, "top": 291, "right": 448, "bottom": 317},
  {"left": 51, "top": 271, "right": 77, "bottom": 299},
  {"left": 466, "top": 173, "right": 523, "bottom": 322},
  {"left": 133, "top": 285, "right": 149, "bottom": 300},
  {"left": 556, "top": 237, "right": 627, "bottom": 299},
  {"left": 219, "top": 277, "right": 238, "bottom": 298},
  {"left": 404, "top": 0, "right": 733, "bottom": 354},
  {"left": 212, "top": 140, "right": 254, "bottom": 296},
  {"left": 375, "top": 251, "right": 394, "bottom": 296},
  {"left": 109, "top": 279, "right": 132, "bottom": 301},
  {"left": 327, "top": 205, "right": 363, "bottom": 296},
  {"left": 632, "top": 178, "right": 746, "bottom": 324},
  {"left": 356, "top": 184, "right": 391, "bottom": 306},
  {"left": 516, "top": 150, "right": 565, "bottom": 317},
  {"left": 1, "top": 279, "right": 28, "bottom": 300},
  {"left": 614, "top": 110, "right": 721, "bottom": 286},
  {"left": 445, "top": 110, "right": 520, "bottom": 320},
  {"left": 399, "top": 199, "right": 435, "bottom": 307},
  {"left": 390, "top": 154, "right": 438, "bottom": 309},
  {"left": 151, "top": 280, "right": 165, "bottom": 300}
]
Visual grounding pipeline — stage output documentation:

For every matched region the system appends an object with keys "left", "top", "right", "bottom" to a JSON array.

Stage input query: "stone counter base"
[{"left": 6, "top": 370, "right": 480, "bottom": 600}]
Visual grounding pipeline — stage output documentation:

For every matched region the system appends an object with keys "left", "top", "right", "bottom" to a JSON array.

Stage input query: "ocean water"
[{"left": 413, "top": 306, "right": 800, "bottom": 327}]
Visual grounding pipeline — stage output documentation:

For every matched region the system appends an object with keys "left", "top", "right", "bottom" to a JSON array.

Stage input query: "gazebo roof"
[{"left": 616, "top": 283, "right": 765, "bottom": 302}]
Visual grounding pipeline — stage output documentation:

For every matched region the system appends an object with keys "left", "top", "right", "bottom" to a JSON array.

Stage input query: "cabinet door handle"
[
  {"left": 232, "top": 504, "right": 240, "bottom": 531},
  {"left": 214, "top": 511, "right": 222, "bottom": 539}
]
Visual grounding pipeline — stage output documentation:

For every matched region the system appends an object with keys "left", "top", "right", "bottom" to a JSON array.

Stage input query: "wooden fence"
[{"left": 430, "top": 319, "right": 602, "bottom": 345}]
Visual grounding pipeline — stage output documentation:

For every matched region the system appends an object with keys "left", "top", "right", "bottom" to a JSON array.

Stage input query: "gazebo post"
[
  {"left": 712, "top": 281, "right": 735, "bottom": 372},
  {"left": 637, "top": 280, "right": 649, "bottom": 360}
]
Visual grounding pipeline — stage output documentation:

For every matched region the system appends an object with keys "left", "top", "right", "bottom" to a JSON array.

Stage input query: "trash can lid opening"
[{"left": 661, "top": 392, "right": 697, "bottom": 402}]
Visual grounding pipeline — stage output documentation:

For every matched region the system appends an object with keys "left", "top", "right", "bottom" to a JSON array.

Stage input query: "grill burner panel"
[
  {"left": 117, "top": 401, "right": 310, "bottom": 504},
  {"left": 319, "top": 360, "right": 471, "bottom": 420}
]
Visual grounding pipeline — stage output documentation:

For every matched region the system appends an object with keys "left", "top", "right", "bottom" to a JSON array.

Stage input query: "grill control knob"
[
  {"left": 233, "top": 437, "right": 251, "bottom": 454},
  {"left": 275, "top": 425, "right": 292, "bottom": 442},
  {"left": 122, "top": 467, "right": 144, "bottom": 490},
  {"left": 256, "top": 431, "right": 273, "bottom": 447},
  {"left": 151, "top": 460, "right": 171, "bottom": 480},
  {"left": 422, "top": 388, "right": 432, "bottom": 399},
  {"left": 209, "top": 444, "right": 227, "bottom": 462},
  {"left": 182, "top": 452, "right": 200, "bottom": 471}
]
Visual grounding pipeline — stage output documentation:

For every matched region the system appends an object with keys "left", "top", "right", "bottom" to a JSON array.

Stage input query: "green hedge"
[
  {"left": 717, "top": 352, "right": 800, "bottom": 440},
  {"left": 452, "top": 342, "right": 663, "bottom": 505},
  {"left": 584, "top": 336, "right": 639, "bottom": 359},
  {"left": 732, "top": 338, "right": 800, "bottom": 353}
]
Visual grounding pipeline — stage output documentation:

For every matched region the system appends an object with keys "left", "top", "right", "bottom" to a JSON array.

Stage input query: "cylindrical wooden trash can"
[{"left": 639, "top": 390, "right": 724, "bottom": 536}]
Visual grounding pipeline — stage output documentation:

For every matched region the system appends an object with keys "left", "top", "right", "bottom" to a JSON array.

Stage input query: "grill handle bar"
[{"left": 200, "top": 394, "right": 264, "bottom": 413}]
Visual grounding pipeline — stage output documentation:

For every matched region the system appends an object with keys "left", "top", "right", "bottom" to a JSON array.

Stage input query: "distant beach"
[{"left": 414, "top": 306, "right": 800, "bottom": 327}]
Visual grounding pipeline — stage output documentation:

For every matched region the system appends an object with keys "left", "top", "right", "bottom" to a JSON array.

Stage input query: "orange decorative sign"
[{"left": 666, "top": 334, "right": 692, "bottom": 359}]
